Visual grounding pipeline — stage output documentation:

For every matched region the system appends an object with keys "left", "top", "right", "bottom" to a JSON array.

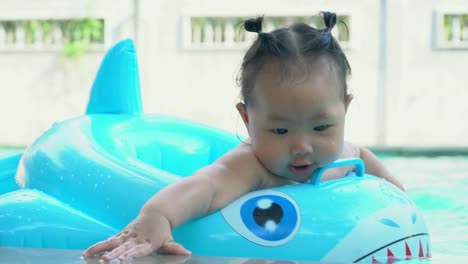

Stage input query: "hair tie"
[{"left": 321, "top": 11, "right": 337, "bottom": 32}]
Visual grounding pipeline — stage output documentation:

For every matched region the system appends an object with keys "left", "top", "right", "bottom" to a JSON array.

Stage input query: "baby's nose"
[{"left": 291, "top": 141, "right": 313, "bottom": 157}]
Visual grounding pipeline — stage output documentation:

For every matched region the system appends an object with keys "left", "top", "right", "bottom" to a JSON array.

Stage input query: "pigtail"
[
  {"left": 238, "top": 12, "right": 352, "bottom": 105},
  {"left": 319, "top": 11, "right": 337, "bottom": 48},
  {"left": 244, "top": 17, "right": 264, "bottom": 35},
  {"left": 321, "top": 11, "right": 337, "bottom": 32},
  {"left": 242, "top": 16, "right": 289, "bottom": 57}
]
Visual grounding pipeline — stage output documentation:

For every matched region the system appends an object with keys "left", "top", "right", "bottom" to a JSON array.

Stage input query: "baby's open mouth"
[{"left": 289, "top": 164, "right": 313, "bottom": 174}]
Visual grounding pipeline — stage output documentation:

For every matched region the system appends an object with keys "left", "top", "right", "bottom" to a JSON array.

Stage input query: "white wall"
[
  {"left": 385, "top": 0, "right": 468, "bottom": 147},
  {"left": 0, "top": 0, "right": 136, "bottom": 146}
]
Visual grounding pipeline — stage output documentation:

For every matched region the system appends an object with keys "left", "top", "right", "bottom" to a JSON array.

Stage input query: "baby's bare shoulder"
[
  {"left": 215, "top": 143, "right": 275, "bottom": 189},
  {"left": 217, "top": 143, "right": 257, "bottom": 164},
  {"left": 342, "top": 141, "right": 361, "bottom": 158}
]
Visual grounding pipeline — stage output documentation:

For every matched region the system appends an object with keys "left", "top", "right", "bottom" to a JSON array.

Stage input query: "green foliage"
[
  {"left": 41, "top": 20, "right": 54, "bottom": 39},
  {"left": 23, "top": 20, "right": 37, "bottom": 44},
  {"left": 443, "top": 14, "right": 468, "bottom": 41},
  {"left": 444, "top": 15, "right": 454, "bottom": 41},
  {"left": 63, "top": 18, "right": 104, "bottom": 58},
  {"left": 191, "top": 17, "right": 207, "bottom": 42},
  {"left": 15, "top": 17, "right": 104, "bottom": 57}
]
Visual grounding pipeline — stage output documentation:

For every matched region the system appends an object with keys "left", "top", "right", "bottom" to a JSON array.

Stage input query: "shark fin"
[{"left": 86, "top": 39, "right": 143, "bottom": 115}]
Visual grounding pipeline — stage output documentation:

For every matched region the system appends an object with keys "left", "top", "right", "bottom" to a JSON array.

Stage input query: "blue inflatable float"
[{"left": 0, "top": 39, "right": 431, "bottom": 263}]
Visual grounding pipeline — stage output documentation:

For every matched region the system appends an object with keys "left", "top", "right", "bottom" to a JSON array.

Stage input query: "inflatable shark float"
[{"left": 0, "top": 39, "right": 431, "bottom": 263}]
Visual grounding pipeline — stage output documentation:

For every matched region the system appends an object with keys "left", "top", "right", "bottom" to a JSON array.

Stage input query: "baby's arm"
[
  {"left": 321, "top": 143, "right": 405, "bottom": 191},
  {"left": 82, "top": 144, "right": 263, "bottom": 260},
  {"left": 359, "top": 147, "right": 405, "bottom": 191}
]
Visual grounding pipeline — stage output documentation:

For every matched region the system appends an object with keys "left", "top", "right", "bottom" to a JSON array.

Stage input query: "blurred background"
[{"left": 1, "top": 0, "right": 468, "bottom": 150}]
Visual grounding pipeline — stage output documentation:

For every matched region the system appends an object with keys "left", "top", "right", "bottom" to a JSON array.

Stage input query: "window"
[
  {"left": 434, "top": 13, "right": 468, "bottom": 49},
  {"left": 0, "top": 18, "right": 105, "bottom": 53},
  {"left": 182, "top": 15, "right": 351, "bottom": 50}
]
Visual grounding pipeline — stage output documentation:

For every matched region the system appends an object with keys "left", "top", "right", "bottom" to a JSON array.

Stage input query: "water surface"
[{"left": 380, "top": 155, "right": 468, "bottom": 263}]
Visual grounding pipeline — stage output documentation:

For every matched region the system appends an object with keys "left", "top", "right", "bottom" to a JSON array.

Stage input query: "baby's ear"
[
  {"left": 344, "top": 94, "right": 353, "bottom": 113},
  {"left": 236, "top": 102, "right": 249, "bottom": 126}
]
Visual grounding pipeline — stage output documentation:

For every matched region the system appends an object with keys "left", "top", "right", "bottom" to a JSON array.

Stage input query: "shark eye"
[
  {"left": 379, "top": 218, "right": 400, "bottom": 228},
  {"left": 221, "top": 190, "right": 300, "bottom": 246}
]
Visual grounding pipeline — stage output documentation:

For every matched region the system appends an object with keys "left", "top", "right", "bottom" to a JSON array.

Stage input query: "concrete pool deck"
[{"left": 0, "top": 247, "right": 336, "bottom": 264}]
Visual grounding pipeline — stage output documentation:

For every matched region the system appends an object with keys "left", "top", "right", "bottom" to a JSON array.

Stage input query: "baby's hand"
[{"left": 81, "top": 211, "right": 191, "bottom": 261}]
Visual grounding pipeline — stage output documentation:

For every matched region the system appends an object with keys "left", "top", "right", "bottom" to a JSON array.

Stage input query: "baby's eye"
[
  {"left": 314, "top": 125, "right": 332, "bottom": 131},
  {"left": 271, "top": 128, "right": 288, "bottom": 135}
]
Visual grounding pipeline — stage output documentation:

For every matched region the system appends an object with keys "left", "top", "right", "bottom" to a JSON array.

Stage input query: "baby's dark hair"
[{"left": 237, "top": 12, "right": 351, "bottom": 105}]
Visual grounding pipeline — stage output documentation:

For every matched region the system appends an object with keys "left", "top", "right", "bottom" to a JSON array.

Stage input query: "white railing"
[
  {"left": 0, "top": 19, "right": 105, "bottom": 51},
  {"left": 182, "top": 15, "right": 351, "bottom": 50},
  {"left": 435, "top": 13, "right": 468, "bottom": 49}
]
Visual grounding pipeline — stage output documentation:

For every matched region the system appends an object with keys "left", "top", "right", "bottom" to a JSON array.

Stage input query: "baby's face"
[{"left": 242, "top": 60, "right": 350, "bottom": 183}]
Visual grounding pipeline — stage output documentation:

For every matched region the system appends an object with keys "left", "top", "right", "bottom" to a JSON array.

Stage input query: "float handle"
[{"left": 310, "top": 158, "right": 365, "bottom": 185}]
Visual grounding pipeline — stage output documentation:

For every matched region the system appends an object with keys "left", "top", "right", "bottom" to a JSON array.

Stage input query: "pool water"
[
  {"left": 1, "top": 148, "right": 466, "bottom": 263},
  {"left": 0, "top": 147, "right": 22, "bottom": 157},
  {"left": 379, "top": 155, "right": 468, "bottom": 263}
]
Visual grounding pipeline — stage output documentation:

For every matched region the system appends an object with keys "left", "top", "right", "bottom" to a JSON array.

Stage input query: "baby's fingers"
[
  {"left": 159, "top": 241, "right": 192, "bottom": 255},
  {"left": 82, "top": 236, "right": 124, "bottom": 257},
  {"left": 117, "top": 243, "right": 155, "bottom": 260},
  {"left": 101, "top": 241, "right": 136, "bottom": 261}
]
